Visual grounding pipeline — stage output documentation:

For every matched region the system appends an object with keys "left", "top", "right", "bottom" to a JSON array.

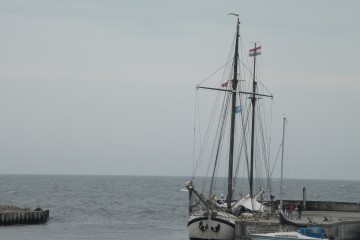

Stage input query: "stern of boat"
[{"left": 187, "top": 212, "right": 235, "bottom": 240}]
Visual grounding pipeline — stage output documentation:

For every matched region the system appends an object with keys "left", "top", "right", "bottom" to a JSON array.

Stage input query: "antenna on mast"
[{"left": 228, "top": 13, "right": 239, "bottom": 17}]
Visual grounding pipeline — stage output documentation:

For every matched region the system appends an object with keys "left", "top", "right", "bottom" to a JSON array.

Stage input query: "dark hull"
[{"left": 279, "top": 210, "right": 307, "bottom": 227}]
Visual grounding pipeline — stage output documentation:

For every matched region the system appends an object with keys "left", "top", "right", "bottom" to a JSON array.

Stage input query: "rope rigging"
[{"left": 190, "top": 24, "right": 274, "bottom": 203}]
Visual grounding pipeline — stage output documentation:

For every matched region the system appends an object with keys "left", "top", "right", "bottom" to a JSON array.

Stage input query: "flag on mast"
[
  {"left": 249, "top": 46, "right": 261, "bottom": 57},
  {"left": 221, "top": 82, "right": 228, "bottom": 87}
]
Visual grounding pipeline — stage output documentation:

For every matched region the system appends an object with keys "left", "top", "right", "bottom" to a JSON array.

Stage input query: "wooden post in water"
[
  {"left": 303, "top": 187, "right": 307, "bottom": 209},
  {"left": 20, "top": 211, "right": 25, "bottom": 224}
]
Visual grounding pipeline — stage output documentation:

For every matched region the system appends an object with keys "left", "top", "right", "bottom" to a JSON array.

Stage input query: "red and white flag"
[{"left": 249, "top": 46, "right": 261, "bottom": 57}]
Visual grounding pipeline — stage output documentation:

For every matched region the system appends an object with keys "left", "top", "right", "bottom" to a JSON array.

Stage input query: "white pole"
[{"left": 280, "top": 117, "right": 287, "bottom": 202}]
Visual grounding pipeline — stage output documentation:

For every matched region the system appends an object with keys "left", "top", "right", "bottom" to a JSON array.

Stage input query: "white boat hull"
[
  {"left": 250, "top": 232, "right": 326, "bottom": 240},
  {"left": 187, "top": 212, "right": 236, "bottom": 240}
]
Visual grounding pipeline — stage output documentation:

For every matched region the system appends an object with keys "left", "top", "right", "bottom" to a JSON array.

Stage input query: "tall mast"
[
  {"left": 280, "top": 117, "right": 287, "bottom": 202},
  {"left": 227, "top": 16, "right": 240, "bottom": 210},
  {"left": 249, "top": 43, "right": 258, "bottom": 198}
]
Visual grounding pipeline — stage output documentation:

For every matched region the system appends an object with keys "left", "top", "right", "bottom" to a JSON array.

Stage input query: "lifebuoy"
[
  {"left": 211, "top": 223, "right": 221, "bottom": 232},
  {"left": 199, "top": 221, "right": 209, "bottom": 231}
]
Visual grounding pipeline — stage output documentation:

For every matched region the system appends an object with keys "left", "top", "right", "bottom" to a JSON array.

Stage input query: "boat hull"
[
  {"left": 187, "top": 213, "right": 235, "bottom": 240},
  {"left": 279, "top": 210, "right": 305, "bottom": 227},
  {"left": 250, "top": 232, "right": 325, "bottom": 240},
  {"left": 250, "top": 233, "right": 321, "bottom": 240}
]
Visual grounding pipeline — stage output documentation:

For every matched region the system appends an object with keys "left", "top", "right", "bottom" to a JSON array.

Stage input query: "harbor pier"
[{"left": 235, "top": 200, "right": 360, "bottom": 240}]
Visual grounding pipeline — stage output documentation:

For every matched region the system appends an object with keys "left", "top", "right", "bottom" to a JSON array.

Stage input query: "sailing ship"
[{"left": 185, "top": 15, "right": 273, "bottom": 240}]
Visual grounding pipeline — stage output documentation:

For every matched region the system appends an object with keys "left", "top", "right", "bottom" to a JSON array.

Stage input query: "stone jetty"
[
  {"left": 235, "top": 200, "right": 360, "bottom": 240},
  {"left": 0, "top": 205, "right": 49, "bottom": 225}
]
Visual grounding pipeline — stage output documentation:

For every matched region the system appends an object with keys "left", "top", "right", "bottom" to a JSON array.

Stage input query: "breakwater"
[{"left": 0, "top": 205, "right": 49, "bottom": 225}]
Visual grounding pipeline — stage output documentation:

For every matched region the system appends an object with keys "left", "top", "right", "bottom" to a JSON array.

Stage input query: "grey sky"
[{"left": 0, "top": 0, "right": 359, "bottom": 180}]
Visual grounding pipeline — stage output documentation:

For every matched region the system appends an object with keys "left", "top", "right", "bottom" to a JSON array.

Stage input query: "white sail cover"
[{"left": 232, "top": 188, "right": 266, "bottom": 212}]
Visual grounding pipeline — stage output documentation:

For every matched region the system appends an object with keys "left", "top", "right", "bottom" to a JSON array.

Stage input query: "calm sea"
[{"left": 0, "top": 175, "right": 359, "bottom": 240}]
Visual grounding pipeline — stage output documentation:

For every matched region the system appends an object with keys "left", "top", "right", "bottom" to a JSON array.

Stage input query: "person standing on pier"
[
  {"left": 297, "top": 202, "right": 303, "bottom": 220},
  {"left": 282, "top": 202, "right": 287, "bottom": 218},
  {"left": 285, "top": 203, "right": 290, "bottom": 218},
  {"left": 289, "top": 202, "right": 294, "bottom": 219}
]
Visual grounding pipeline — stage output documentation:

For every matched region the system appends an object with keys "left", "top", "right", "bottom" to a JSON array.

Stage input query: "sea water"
[{"left": 0, "top": 175, "right": 359, "bottom": 240}]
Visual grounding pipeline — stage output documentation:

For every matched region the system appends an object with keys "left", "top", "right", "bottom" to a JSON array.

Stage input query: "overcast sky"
[{"left": 0, "top": 0, "right": 359, "bottom": 180}]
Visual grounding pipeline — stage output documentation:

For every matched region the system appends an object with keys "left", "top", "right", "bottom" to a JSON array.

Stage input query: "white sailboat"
[
  {"left": 185, "top": 15, "right": 273, "bottom": 240},
  {"left": 248, "top": 119, "right": 334, "bottom": 240},
  {"left": 250, "top": 226, "right": 330, "bottom": 240},
  {"left": 250, "top": 231, "right": 328, "bottom": 240}
]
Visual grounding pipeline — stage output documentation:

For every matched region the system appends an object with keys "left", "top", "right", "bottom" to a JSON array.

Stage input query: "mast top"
[
  {"left": 228, "top": 13, "right": 239, "bottom": 18},
  {"left": 228, "top": 13, "right": 240, "bottom": 26}
]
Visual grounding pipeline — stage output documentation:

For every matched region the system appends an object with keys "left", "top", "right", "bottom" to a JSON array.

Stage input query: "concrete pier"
[
  {"left": 0, "top": 205, "right": 49, "bottom": 225},
  {"left": 235, "top": 200, "right": 360, "bottom": 240}
]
